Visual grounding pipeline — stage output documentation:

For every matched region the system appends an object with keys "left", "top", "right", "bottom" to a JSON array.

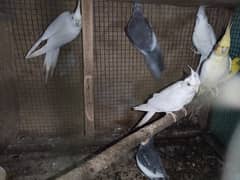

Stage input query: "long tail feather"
[
  {"left": 135, "top": 111, "right": 155, "bottom": 128},
  {"left": 144, "top": 45, "right": 164, "bottom": 80},
  {"left": 43, "top": 48, "right": 60, "bottom": 83},
  {"left": 134, "top": 104, "right": 157, "bottom": 112},
  {"left": 28, "top": 42, "right": 50, "bottom": 59},
  {"left": 25, "top": 37, "right": 44, "bottom": 59},
  {"left": 197, "top": 55, "right": 206, "bottom": 73}
]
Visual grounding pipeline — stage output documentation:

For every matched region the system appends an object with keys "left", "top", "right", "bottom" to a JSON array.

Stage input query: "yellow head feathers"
[
  {"left": 231, "top": 57, "right": 240, "bottom": 75},
  {"left": 219, "top": 22, "right": 231, "bottom": 48},
  {"left": 215, "top": 22, "right": 232, "bottom": 56}
]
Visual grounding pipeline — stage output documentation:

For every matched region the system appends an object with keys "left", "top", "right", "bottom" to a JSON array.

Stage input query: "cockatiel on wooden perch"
[
  {"left": 134, "top": 67, "right": 200, "bottom": 128},
  {"left": 192, "top": 6, "right": 216, "bottom": 72},
  {"left": 25, "top": 0, "right": 82, "bottom": 83}
]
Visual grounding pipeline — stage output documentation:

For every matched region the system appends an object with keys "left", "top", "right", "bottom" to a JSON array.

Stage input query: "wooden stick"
[
  {"left": 55, "top": 107, "right": 190, "bottom": 180},
  {"left": 81, "top": 0, "right": 95, "bottom": 137}
]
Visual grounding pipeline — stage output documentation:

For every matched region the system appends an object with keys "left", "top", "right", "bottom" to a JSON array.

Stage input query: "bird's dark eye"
[{"left": 187, "top": 82, "right": 191, "bottom": 86}]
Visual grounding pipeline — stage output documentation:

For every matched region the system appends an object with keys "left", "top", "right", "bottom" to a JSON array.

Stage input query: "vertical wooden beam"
[{"left": 81, "top": 0, "right": 95, "bottom": 136}]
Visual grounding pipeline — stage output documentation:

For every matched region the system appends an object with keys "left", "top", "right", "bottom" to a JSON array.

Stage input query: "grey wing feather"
[
  {"left": 126, "top": 7, "right": 154, "bottom": 51},
  {"left": 137, "top": 144, "right": 165, "bottom": 175}
]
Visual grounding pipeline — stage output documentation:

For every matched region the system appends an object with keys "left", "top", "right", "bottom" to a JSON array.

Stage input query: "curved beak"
[{"left": 187, "top": 65, "right": 194, "bottom": 75}]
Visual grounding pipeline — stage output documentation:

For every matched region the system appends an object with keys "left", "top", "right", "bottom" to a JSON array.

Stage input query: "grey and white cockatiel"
[
  {"left": 134, "top": 67, "right": 200, "bottom": 128},
  {"left": 200, "top": 22, "right": 232, "bottom": 90},
  {"left": 192, "top": 6, "right": 216, "bottom": 72},
  {"left": 136, "top": 137, "right": 168, "bottom": 180},
  {"left": 25, "top": 0, "right": 82, "bottom": 83},
  {"left": 125, "top": 0, "right": 164, "bottom": 79}
]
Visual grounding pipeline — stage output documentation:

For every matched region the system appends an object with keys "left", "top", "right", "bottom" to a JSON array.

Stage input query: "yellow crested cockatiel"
[{"left": 200, "top": 22, "right": 232, "bottom": 89}]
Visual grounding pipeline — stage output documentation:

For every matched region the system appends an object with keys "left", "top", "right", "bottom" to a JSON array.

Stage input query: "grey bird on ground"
[{"left": 136, "top": 137, "right": 168, "bottom": 180}]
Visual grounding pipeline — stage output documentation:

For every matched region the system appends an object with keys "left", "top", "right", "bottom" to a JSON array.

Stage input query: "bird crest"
[
  {"left": 73, "top": 0, "right": 81, "bottom": 26},
  {"left": 215, "top": 22, "right": 232, "bottom": 56}
]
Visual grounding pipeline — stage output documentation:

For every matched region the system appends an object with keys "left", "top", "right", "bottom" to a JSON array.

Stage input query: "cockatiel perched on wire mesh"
[
  {"left": 25, "top": 0, "right": 82, "bottom": 83},
  {"left": 192, "top": 6, "right": 217, "bottom": 72},
  {"left": 136, "top": 137, "right": 168, "bottom": 180},
  {"left": 125, "top": 0, "right": 164, "bottom": 79},
  {"left": 133, "top": 67, "right": 200, "bottom": 128},
  {"left": 200, "top": 22, "right": 232, "bottom": 90}
]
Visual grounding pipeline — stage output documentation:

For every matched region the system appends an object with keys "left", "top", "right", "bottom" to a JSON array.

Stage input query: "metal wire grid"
[
  {"left": 7, "top": 0, "right": 85, "bottom": 136},
  {"left": 93, "top": 0, "right": 232, "bottom": 134},
  {"left": 230, "top": 7, "right": 240, "bottom": 58},
  {"left": 0, "top": 0, "right": 232, "bottom": 138}
]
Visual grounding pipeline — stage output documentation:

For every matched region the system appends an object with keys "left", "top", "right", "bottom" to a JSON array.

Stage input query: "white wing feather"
[
  {"left": 134, "top": 81, "right": 196, "bottom": 127},
  {"left": 26, "top": 12, "right": 71, "bottom": 58}
]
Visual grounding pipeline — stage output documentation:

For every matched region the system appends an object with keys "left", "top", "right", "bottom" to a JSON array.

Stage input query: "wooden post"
[
  {"left": 81, "top": 0, "right": 95, "bottom": 137},
  {"left": 54, "top": 107, "right": 189, "bottom": 180}
]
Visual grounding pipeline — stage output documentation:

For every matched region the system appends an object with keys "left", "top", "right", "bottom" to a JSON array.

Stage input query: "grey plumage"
[
  {"left": 125, "top": 1, "right": 164, "bottom": 79},
  {"left": 136, "top": 138, "right": 168, "bottom": 180}
]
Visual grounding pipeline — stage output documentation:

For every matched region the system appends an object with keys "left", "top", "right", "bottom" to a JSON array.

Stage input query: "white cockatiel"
[
  {"left": 134, "top": 67, "right": 201, "bottom": 128},
  {"left": 25, "top": 0, "right": 82, "bottom": 83},
  {"left": 200, "top": 23, "right": 232, "bottom": 90},
  {"left": 192, "top": 6, "right": 216, "bottom": 71}
]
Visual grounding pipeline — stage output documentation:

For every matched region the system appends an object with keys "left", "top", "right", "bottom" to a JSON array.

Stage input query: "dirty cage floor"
[{"left": 0, "top": 135, "right": 222, "bottom": 180}]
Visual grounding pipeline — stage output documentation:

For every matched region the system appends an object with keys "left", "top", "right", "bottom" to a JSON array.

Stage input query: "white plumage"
[
  {"left": 134, "top": 67, "right": 201, "bottom": 128},
  {"left": 200, "top": 53, "right": 231, "bottom": 88},
  {"left": 200, "top": 22, "right": 232, "bottom": 89},
  {"left": 25, "top": 0, "right": 82, "bottom": 83},
  {"left": 192, "top": 6, "right": 216, "bottom": 71}
]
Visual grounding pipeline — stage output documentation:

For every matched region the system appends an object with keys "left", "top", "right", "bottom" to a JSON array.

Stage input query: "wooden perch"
[{"left": 55, "top": 107, "right": 191, "bottom": 180}]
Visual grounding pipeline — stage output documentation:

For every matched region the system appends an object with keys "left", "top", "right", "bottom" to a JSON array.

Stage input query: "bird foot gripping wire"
[{"left": 191, "top": 47, "right": 201, "bottom": 55}]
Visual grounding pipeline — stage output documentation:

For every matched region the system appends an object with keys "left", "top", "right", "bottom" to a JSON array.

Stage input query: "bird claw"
[
  {"left": 191, "top": 47, "right": 201, "bottom": 55},
  {"left": 182, "top": 107, "right": 188, "bottom": 116},
  {"left": 167, "top": 112, "right": 177, "bottom": 122}
]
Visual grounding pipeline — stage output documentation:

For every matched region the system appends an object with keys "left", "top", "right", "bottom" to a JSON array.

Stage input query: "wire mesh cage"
[
  {"left": 93, "top": 0, "right": 231, "bottom": 136},
  {"left": 0, "top": 0, "right": 236, "bottom": 179},
  {"left": 5, "top": 0, "right": 85, "bottom": 137},
  {"left": 0, "top": 0, "right": 232, "bottom": 140}
]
